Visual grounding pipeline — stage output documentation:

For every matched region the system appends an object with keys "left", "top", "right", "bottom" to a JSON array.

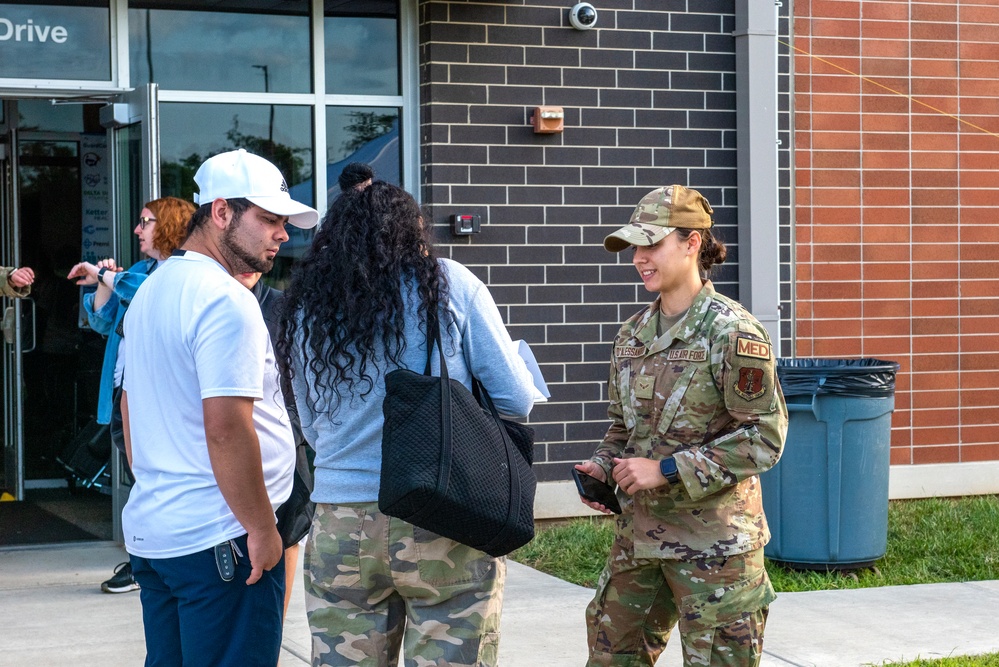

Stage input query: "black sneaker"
[{"left": 101, "top": 561, "right": 139, "bottom": 594}]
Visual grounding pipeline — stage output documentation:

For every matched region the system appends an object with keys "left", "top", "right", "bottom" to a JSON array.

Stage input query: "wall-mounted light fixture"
[
  {"left": 531, "top": 106, "right": 565, "bottom": 134},
  {"left": 569, "top": 3, "right": 598, "bottom": 30}
]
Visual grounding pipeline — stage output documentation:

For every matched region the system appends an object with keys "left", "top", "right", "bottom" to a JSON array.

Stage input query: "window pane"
[
  {"left": 0, "top": 2, "right": 110, "bottom": 81},
  {"left": 115, "top": 123, "right": 145, "bottom": 267},
  {"left": 129, "top": 2, "right": 311, "bottom": 93},
  {"left": 15, "top": 100, "right": 86, "bottom": 133},
  {"left": 326, "top": 106, "right": 400, "bottom": 199},
  {"left": 325, "top": 1, "right": 399, "bottom": 95},
  {"left": 158, "top": 102, "right": 315, "bottom": 287}
]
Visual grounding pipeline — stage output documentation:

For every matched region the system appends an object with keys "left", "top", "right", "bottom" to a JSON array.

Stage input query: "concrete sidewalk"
[{"left": 2, "top": 541, "right": 998, "bottom": 666}]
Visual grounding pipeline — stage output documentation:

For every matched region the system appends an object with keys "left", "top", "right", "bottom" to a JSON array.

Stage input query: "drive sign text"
[{"left": 0, "top": 18, "right": 68, "bottom": 43}]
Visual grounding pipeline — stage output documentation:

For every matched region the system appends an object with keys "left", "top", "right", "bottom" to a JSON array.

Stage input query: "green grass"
[
  {"left": 510, "top": 495, "right": 999, "bottom": 592},
  {"left": 512, "top": 517, "right": 616, "bottom": 588},
  {"left": 877, "top": 654, "right": 999, "bottom": 667}
]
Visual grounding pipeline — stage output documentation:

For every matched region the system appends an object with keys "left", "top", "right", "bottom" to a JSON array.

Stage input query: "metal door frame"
[
  {"left": 1, "top": 106, "right": 27, "bottom": 500},
  {"left": 0, "top": 86, "right": 159, "bottom": 536},
  {"left": 101, "top": 83, "right": 159, "bottom": 541},
  {"left": 2, "top": 97, "right": 119, "bottom": 502}
]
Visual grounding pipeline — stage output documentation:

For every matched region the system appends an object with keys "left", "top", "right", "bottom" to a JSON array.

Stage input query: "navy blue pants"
[{"left": 130, "top": 534, "right": 286, "bottom": 667}]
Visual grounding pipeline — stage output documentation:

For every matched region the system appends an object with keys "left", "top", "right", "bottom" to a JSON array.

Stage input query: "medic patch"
[
  {"left": 667, "top": 348, "right": 707, "bottom": 362},
  {"left": 736, "top": 337, "right": 771, "bottom": 361},
  {"left": 734, "top": 367, "right": 766, "bottom": 400},
  {"left": 615, "top": 345, "right": 647, "bottom": 358}
]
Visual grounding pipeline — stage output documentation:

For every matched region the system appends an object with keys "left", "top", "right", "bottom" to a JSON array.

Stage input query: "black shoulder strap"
[{"left": 412, "top": 305, "right": 523, "bottom": 552}]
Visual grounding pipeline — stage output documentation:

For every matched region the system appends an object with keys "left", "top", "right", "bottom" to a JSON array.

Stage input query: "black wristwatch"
[
  {"left": 659, "top": 456, "right": 679, "bottom": 485},
  {"left": 97, "top": 267, "right": 108, "bottom": 284}
]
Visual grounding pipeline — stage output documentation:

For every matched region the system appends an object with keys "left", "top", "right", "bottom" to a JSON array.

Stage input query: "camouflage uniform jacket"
[
  {"left": 0, "top": 267, "right": 30, "bottom": 299},
  {"left": 592, "top": 281, "right": 788, "bottom": 560}
]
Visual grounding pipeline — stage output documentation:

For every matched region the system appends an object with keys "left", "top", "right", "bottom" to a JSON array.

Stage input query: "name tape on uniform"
[
  {"left": 615, "top": 345, "right": 647, "bottom": 358},
  {"left": 736, "top": 337, "right": 771, "bottom": 361}
]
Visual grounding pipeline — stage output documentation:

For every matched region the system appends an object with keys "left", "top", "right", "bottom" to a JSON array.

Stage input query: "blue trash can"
[{"left": 761, "top": 358, "right": 900, "bottom": 570}]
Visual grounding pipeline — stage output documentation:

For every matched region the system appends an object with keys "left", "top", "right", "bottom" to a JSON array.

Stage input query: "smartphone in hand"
[{"left": 572, "top": 468, "right": 622, "bottom": 514}]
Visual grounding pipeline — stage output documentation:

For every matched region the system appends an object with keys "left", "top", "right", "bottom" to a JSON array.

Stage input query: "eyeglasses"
[{"left": 138, "top": 216, "right": 157, "bottom": 229}]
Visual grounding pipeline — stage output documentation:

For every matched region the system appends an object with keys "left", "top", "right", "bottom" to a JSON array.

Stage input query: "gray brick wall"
[
  {"left": 419, "top": 0, "right": 792, "bottom": 482},
  {"left": 778, "top": 0, "right": 794, "bottom": 351}
]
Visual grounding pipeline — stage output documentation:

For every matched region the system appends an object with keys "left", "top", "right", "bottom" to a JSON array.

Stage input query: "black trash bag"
[{"left": 776, "top": 358, "right": 900, "bottom": 399}]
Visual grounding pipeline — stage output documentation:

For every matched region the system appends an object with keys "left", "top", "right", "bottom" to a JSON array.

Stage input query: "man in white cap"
[{"left": 119, "top": 149, "right": 319, "bottom": 665}]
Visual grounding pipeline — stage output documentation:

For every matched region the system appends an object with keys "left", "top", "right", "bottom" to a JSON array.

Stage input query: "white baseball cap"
[{"left": 193, "top": 149, "right": 320, "bottom": 229}]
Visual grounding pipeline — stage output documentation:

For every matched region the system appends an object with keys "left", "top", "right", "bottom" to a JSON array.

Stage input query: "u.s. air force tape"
[{"left": 667, "top": 349, "right": 706, "bottom": 362}]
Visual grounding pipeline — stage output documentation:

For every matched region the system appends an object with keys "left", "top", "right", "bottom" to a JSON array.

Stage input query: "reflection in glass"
[
  {"left": 326, "top": 106, "right": 400, "bottom": 201},
  {"left": 325, "top": 1, "right": 399, "bottom": 95},
  {"left": 116, "top": 123, "right": 145, "bottom": 268},
  {"left": 0, "top": 3, "right": 110, "bottom": 81},
  {"left": 18, "top": 141, "right": 81, "bottom": 268},
  {"left": 15, "top": 100, "right": 86, "bottom": 133},
  {"left": 128, "top": 2, "right": 310, "bottom": 93},
  {"left": 16, "top": 139, "right": 90, "bottom": 480},
  {"left": 158, "top": 102, "right": 314, "bottom": 288}
]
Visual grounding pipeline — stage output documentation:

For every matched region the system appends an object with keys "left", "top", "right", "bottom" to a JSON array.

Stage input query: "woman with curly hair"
[
  {"left": 277, "top": 180, "right": 535, "bottom": 667},
  {"left": 67, "top": 195, "right": 195, "bottom": 594}
]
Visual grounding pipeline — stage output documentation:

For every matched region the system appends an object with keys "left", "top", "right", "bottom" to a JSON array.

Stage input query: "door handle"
[
  {"left": 8, "top": 299, "right": 38, "bottom": 352},
  {"left": 2, "top": 305, "right": 12, "bottom": 344},
  {"left": 22, "top": 298, "right": 36, "bottom": 353}
]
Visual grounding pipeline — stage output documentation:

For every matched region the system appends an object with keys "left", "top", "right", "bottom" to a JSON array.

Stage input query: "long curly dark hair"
[{"left": 277, "top": 181, "right": 448, "bottom": 414}]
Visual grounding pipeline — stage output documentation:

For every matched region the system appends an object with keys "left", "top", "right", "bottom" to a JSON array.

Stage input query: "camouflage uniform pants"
[
  {"left": 304, "top": 502, "right": 505, "bottom": 667},
  {"left": 585, "top": 512, "right": 776, "bottom": 667}
]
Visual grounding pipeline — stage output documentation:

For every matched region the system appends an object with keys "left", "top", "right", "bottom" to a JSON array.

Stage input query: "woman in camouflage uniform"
[{"left": 576, "top": 185, "right": 788, "bottom": 667}]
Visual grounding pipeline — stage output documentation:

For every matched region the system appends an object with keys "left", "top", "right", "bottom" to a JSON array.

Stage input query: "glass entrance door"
[
  {"left": 0, "top": 97, "right": 115, "bottom": 546},
  {"left": 2, "top": 101, "right": 99, "bottom": 504},
  {"left": 1, "top": 104, "right": 27, "bottom": 502},
  {"left": 101, "top": 84, "right": 160, "bottom": 541},
  {"left": 0, "top": 87, "right": 158, "bottom": 545}
]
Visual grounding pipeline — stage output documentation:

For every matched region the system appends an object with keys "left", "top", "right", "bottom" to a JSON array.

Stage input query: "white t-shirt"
[{"left": 121, "top": 251, "right": 294, "bottom": 559}]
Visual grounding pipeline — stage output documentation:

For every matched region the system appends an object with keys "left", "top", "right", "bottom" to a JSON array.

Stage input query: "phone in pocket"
[{"left": 572, "top": 468, "right": 622, "bottom": 514}]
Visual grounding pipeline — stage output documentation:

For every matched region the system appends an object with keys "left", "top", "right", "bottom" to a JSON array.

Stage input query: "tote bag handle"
[{"left": 406, "top": 311, "right": 523, "bottom": 553}]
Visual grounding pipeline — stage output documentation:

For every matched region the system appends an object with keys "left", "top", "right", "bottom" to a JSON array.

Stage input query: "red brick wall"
[{"left": 793, "top": 0, "right": 999, "bottom": 465}]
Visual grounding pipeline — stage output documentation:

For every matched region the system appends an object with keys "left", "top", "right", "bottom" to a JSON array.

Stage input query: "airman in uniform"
[{"left": 577, "top": 185, "right": 788, "bottom": 667}]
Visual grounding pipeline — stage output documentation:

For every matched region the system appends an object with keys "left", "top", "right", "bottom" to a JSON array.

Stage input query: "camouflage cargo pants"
[
  {"left": 585, "top": 512, "right": 776, "bottom": 667},
  {"left": 304, "top": 502, "right": 505, "bottom": 667}
]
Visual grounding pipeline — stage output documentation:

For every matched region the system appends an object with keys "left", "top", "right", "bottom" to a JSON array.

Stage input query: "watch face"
[{"left": 660, "top": 457, "right": 678, "bottom": 477}]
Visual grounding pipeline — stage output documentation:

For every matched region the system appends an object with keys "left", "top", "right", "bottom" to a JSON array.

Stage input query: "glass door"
[
  {"left": 1, "top": 109, "right": 27, "bottom": 501},
  {"left": 101, "top": 84, "right": 159, "bottom": 540},
  {"left": 2, "top": 96, "right": 113, "bottom": 527}
]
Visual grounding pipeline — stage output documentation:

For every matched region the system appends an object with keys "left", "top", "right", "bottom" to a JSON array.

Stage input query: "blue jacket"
[{"left": 84, "top": 258, "right": 157, "bottom": 424}]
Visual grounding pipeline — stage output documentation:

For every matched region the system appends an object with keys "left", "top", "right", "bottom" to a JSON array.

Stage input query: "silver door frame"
[
  {"left": 1, "top": 108, "right": 27, "bottom": 501},
  {"left": 101, "top": 83, "right": 159, "bottom": 541}
]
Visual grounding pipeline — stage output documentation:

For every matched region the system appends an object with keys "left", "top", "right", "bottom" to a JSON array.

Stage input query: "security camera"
[{"left": 569, "top": 3, "right": 598, "bottom": 30}]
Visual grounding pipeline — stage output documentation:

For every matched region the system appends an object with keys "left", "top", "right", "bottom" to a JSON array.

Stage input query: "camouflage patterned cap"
[{"left": 603, "top": 185, "right": 714, "bottom": 252}]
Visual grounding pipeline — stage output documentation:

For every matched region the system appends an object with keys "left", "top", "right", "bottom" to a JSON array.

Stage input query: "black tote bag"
[
  {"left": 378, "top": 315, "right": 536, "bottom": 557},
  {"left": 274, "top": 440, "right": 316, "bottom": 549}
]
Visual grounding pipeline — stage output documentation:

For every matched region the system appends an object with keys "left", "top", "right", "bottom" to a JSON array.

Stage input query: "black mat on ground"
[{"left": 0, "top": 501, "right": 101, "bottom": 546}]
